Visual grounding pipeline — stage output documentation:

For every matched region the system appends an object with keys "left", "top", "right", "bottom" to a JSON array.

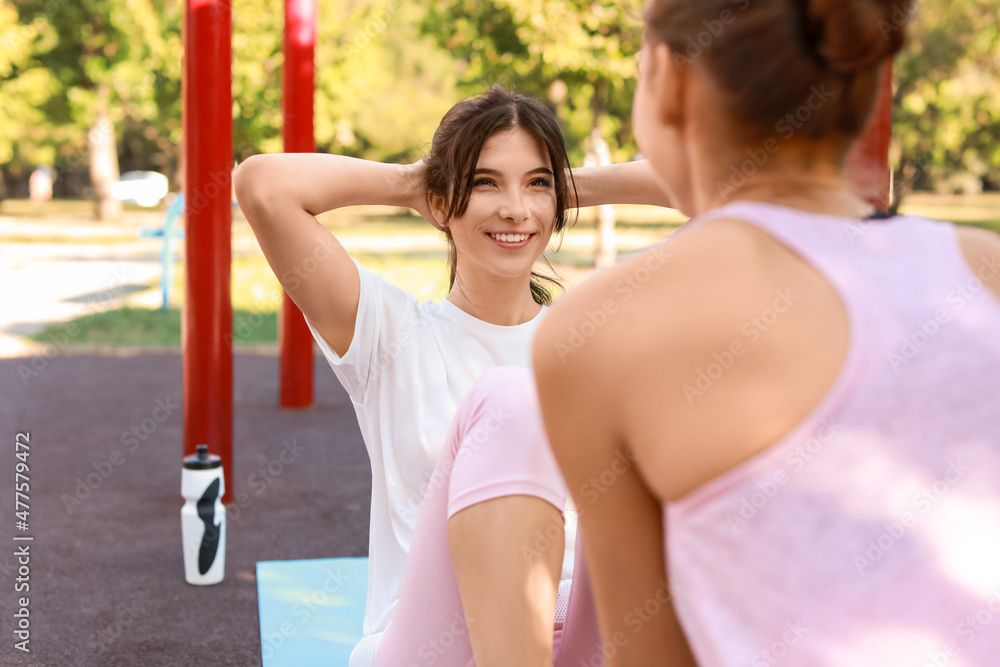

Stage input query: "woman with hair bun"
[
  {"left": 234, "top": 85, "right": 671, "bottom": 664},
  {"left": 535, "top": 0, "right": 1000, "bottom": 665}
]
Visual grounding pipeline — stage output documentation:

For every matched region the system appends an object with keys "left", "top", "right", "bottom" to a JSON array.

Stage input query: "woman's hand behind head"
[{"left": 401, "top": 159, "right": 445, "bottom": 231}]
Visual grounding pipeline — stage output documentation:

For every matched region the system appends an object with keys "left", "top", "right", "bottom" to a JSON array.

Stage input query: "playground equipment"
[
  {"left": 279, "top": 0, "right": 316, "bottom": 410},
  {"left": 139, "top": 193, "right": 185, "bottom": 310},
  {"left": 181, "top": 0, "right": 894, "bottom": 504},
  {"left": 184, "top": 0, "right": 316, "bottom": 503},
  {"left": 846, "top": 65, "right": 894, "bottom": 210},
  {"left": 184, "top": 0, "right": 235, "bottom": 502}
]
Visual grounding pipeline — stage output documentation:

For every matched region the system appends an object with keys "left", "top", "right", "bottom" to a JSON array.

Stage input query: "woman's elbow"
[{"left": 233, "top": 155, "right": 273, "bottom": 215}]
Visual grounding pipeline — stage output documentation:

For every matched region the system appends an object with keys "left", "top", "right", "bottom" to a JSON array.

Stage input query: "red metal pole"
[
  {"left": 847, "top": 63, "right": 894, "bottom": 211},
  {"left": 183, "top": 0, "right": 233, "bottom": 503},
  {"left": 280, "top": 0, "right": 316, "bottom": 409}
]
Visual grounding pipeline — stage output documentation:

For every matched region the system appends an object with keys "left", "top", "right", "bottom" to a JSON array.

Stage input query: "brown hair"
[
  {"left": 424, "top": 84, "right": 577, "bottom": 305},
  {"left": 645, "top": 0, "right": 909, "bottom": 141}
]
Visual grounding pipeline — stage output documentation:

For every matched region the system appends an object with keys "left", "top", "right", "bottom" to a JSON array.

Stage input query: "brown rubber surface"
[{"left": 0, "top": 352, "right": 371, "bottom": 666}]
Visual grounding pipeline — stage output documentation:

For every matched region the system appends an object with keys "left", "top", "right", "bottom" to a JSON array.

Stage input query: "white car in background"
[{"left": 110, "top": 171, "right": 169, "bottom": 207}]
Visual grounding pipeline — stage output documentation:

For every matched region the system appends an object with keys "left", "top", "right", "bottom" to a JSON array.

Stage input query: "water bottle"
[{"left": 181, "top": 444, "right": 226, "bottom": 585}]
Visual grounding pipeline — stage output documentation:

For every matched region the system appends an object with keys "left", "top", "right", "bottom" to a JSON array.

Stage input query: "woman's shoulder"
[
  {"left": 537, "top": 219, "right": 778, "bottom": 367},
  {"left": 535, "top": 216, "right": 850, "bottom": 500}
]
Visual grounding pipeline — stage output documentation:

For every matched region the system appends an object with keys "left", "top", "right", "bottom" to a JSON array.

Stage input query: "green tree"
[
  {"left": 421, "top": 0, "right": 644, "bottom": 265},
  {"left": 0, "top": 1, "right": 59, "bottom": 191},
  {"left": 422, "top": 0, "right": 642, "bottom": 162},
  {"left": 315, "top": 0, "right": 459, "bottom": 161},
  {"left": 11, "top": 0, "right": 179, "bottom": 220},
  {"left": 231, "top": 0, "right": 458, "bottom": 164},
  {"left": 232, "top": 0, "right": 284, "bottom": 160},
  {"left": 891, "top": 0, "right": 1000, "bottom": 203}
]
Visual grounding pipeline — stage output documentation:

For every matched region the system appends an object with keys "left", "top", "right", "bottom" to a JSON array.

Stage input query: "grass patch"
[
  {"left": 1, "top": 199, "right": 103, "bottom": 218},
  {"left": 30, "top": 307, "right": 181, "bottom": 346},
  {"left": 171, "top": 249, "right": 452, "bottom": 308},
  {"left": 0, "top": 235, "right": 146, "bottom": 245},
  {"left": 15, "top": 194, "right": 1000, "bottom": 349},
  {"left": 901, "top": 194, "right": 1000, "bottom": 234},
  {"left": 30, "top": 306, "right": 278, "bottom": 347}
]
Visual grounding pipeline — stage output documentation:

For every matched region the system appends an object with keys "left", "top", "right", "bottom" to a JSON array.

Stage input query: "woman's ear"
[
  {"left": 427, "top": 191, "right": 449, "bottom": 229},
  {"left": 652, "top": 41, "right": 685, "bottom": 128}
]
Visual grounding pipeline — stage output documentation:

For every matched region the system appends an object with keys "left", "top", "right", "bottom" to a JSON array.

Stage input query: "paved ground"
[
  {"left": 0, "top": 202, "right": 681, "bottom": 666},
  {"left": 0, "top": 352, "right": 371, "bottom": 666},
  {"left": 0, "top": 214, "right": 166, "bottom": 357}
]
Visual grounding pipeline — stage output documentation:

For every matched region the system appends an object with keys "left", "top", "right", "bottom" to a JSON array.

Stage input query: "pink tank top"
[{"left": 665, "top": 201, "right": 1000, "bottom": 666}]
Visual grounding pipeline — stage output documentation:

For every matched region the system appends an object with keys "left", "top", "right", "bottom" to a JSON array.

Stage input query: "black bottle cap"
[{"left": 183, "top": 444, "right": 222, "bottom": 470}]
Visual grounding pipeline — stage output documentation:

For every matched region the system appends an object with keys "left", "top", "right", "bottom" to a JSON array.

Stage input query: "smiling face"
[{"left": 433, "top": 126, "right": 557, "bottom": 287}]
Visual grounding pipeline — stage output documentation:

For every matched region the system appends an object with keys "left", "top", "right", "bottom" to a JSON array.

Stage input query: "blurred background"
[{"left": 1, "top": 0, "right": 999, "bottom": 354}]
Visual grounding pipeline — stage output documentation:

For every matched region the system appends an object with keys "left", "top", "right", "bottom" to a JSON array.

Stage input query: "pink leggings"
[{"left": 373, "top": 367, "right": 605, "bottom": 667}]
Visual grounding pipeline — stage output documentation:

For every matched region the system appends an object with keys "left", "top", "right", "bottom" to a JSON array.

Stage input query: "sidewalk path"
[{"left": 1, "top": 215, "right": 165, "bottom": 357}]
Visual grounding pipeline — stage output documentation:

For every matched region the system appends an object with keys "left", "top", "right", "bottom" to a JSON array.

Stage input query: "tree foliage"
[
  {"left": 420, "top": 0, "right": 644, "bottom": 163},
  {"left": 0, "top": 2, "right": 58, "bottom": 170},
  {"left": 0, "top": 0, "right": 997, "bottom": 211},
  {"left": 892, "top": 0, "right": 1000, "bottom": 196},
  {"left": 6, "top": 0, "right": 180, "bottom": 217}
]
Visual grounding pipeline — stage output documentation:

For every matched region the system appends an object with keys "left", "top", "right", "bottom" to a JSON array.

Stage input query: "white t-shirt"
[{"left": 305, "top": 259, "right": 577, "bottom": 636}]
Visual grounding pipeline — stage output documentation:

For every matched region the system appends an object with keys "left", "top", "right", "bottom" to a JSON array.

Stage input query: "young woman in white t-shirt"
[{"left": 234, "top": 84, "right": 670, "bottom": 660}]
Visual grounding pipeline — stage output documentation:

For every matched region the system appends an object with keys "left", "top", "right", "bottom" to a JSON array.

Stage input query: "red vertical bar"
[
  {"left": 183, "top": 0, "right": 233, "bottom": 502},
  {"left": 280, "top": 0, "right": 316, "bottom": 409},
  {"left": 847, "top": 63, "right": 894, "bottom": 211}
]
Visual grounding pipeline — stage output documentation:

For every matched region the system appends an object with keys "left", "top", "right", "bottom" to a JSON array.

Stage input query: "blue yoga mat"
[{"left": 256, "top": 557, "right": 369, "bottom": 667}]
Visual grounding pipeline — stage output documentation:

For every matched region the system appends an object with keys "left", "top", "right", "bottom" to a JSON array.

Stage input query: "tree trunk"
[
  {"left": 889, "top": 159, "right": 919, "bottom": 215},
  {"left": 89, "top": 86, "right": 122, "bottom": 222},
  {"left": 587, "top": 84, "right": 616, "bottom": 268},
  {"left": 586, "top": 125, "right": 616, "bottom": 268}
]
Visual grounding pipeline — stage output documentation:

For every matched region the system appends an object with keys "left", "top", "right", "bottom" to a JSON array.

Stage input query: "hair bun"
[{"left": 805, "top": 0, "right": 909, "bottom": 73}]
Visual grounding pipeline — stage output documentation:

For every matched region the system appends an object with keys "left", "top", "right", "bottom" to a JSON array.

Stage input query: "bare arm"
[
  {"left": 570, "top": 160, "right": 673, "bottom": 209},
  {"left": 532, "top": 270, "right": 697, "bottom": 667},
  {"left": 234, "top": 154, "right": 431, "bottom": 357}
]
